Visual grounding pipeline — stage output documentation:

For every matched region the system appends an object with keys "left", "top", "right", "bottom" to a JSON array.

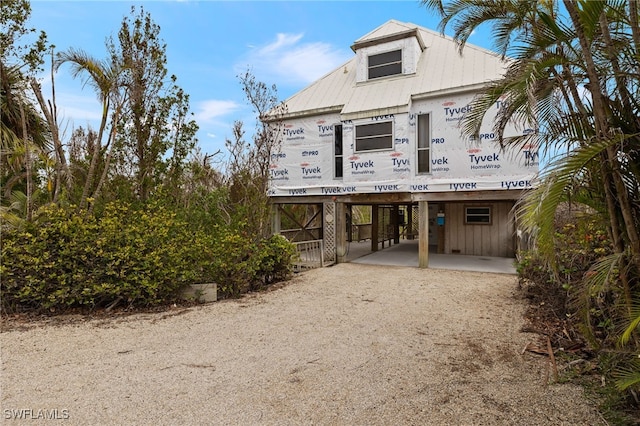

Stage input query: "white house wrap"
[
  {"left": 269, "top": 91, "right": 538, "bottom": 196},
  {"left": 266, "top": 20, "right": 538, "bottom": 264}
]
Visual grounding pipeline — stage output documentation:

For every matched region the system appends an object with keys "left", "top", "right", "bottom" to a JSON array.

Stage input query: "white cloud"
[
  {"left": 239, "top": 33, "right": 351, "bottom": 87},
  {"left": 194, "top": 100, "right": 240, "bottom": 123},
  {"left": 261, "top": 33, "right": 303, "bottom": 55},
  {"left": 33, "top": 72, "right": 105, "bottom": 129},
  {"left": 53, "top": 94, "right": 104, "bottom": 129}
]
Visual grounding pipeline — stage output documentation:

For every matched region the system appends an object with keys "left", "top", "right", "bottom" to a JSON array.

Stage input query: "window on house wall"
[
  {"left": 334, "top": 124, "right": 343, "bottom": 178},
  {"left": 355, "top": 121, "right": 393, "bottom": 152},
  {"left": 417, "top": 114, "right": 430, "bottom": 173},
  {"left": 368, "top": 49, "right": 402, "bottom": 79},
  {"left": 465, "top": 206, "right": 492, "bottom": 224}
]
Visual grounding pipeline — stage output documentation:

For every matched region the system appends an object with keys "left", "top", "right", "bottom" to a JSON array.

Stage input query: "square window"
[
  {"left": 368, "top": 49, "right": 402, "bottom": 79},
  {"left": 355, "top": 121, "right": 393, "bottom": 152}
]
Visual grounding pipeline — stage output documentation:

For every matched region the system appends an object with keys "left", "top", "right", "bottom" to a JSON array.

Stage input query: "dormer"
[{"left": 351, "top": 21, "right": 426, "bottom": 84}]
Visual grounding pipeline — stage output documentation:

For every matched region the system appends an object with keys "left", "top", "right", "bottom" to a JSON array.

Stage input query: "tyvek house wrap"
[{"left": 268, "top": 92, "right": 539, "bottom": 197}]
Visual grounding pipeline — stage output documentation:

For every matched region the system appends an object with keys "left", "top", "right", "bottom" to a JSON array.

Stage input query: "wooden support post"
[
  {"left": 271, "top": 203, "right": 281, "bottom": 236},
  {"left": 336, "top": 202, "right": 348, "bottom": 263},
  {"left": 407, "top": 204, "right": 414, "bottom": 240},
  {"left": 347, "top": 204, "right": 353, "bottom": 242},
  {"left": 419, "top": 200, "right": 429, "bottom": 268},
  {"left": 392, "top": 205, "right": 400, "bottom": 244},
  {"left": 371, "top": 204, "right": 379, "bottom": 252}
]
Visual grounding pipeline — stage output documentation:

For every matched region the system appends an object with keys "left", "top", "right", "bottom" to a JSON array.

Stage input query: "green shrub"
[
  {"left": 1, "top": 202, "right": 215, "bottom": 312},
  {"left": 1, "top": 199, "right": 298, "bottom": 312},
  {"left": 210, "top": 231, "right": 297, "bottom": 298},
  {"left": 208, "top": 228, "right": 257, "bottom": 298},
  {"left": 254, "top": 234, "right": 297, "bottom": 287}
]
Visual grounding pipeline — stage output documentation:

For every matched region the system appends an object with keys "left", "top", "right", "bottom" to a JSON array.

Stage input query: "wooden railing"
[
  {"left": 280, "top": 227, "right": 322, "bottom": 243},
  {"left": 292, "top": 239, "right": 324, "bottom": 272}
]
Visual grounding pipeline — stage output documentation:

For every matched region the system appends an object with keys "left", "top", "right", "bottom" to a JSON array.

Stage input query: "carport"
[{"left": 345, "top": 239, "right": 517, "bottom": 274}]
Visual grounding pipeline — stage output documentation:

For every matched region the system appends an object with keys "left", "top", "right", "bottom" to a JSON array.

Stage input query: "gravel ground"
[{"left": 1, "top": 263, "right": 604, "bottom": 425}]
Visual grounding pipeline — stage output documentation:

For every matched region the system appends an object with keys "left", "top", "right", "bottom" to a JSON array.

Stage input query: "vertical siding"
[{"left": 443, "top": 201, "right": 515, "bottom": 257}]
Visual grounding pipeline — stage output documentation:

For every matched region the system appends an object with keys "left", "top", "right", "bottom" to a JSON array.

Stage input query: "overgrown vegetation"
[
  {"left": 424, "top": 0, "right": 640, "bottom": 421},
  {"left": 516, "top": 206, "right": 640, "bottom": 423},
  {"left": 1, "top": 1, "right": 295, "bottom": 312}
]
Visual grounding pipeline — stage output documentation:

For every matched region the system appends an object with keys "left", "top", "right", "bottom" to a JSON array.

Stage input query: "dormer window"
[{"left": 368, "top": 49, "right": 402, "bottom": 79}]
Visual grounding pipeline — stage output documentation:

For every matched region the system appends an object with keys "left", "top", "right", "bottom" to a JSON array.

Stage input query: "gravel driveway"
[{"left": 1, "top": 263, "right": 603, "bottom": 425}]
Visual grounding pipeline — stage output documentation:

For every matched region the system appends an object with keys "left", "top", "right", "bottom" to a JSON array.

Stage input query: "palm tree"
[
  {"left": 0, "top": 62, "right": 51, "bottom": 212},
  {"left": 422, "top": 0, "right": 640, "bottom": 390},
  {"left": 54, "top": 48, "right": 123, "bottom": 209},
  {"left": 30, "top": 47, "right": 71, "bottom": 203}
]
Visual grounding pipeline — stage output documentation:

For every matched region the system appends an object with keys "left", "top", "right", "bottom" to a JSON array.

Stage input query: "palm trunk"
[
  {"left": 565, "top": 0, "right": 640, "bottom": 302},
  {"left": 598, "top": 13, "right": 636, "bottom": 123},
  {"left": 90, "top": 106, "right": 121, "bottom": 212},
  {"left": 30, "top": 78, "right": 70, "bottom": 201},
  {"left": 629, "top": 1, "right": 640, "bottom": 68},
  {"left": 19, "top": 103, "right": 32, "bottom": 222},
  {"left": 597, "top": 12, "right": 640, "bottom": 261},
  {"left": 79, "top": 99, "right": 109, "bottom": 210},
  {"left": 559, "top": 57, "right": 625, "bottom": 252}
]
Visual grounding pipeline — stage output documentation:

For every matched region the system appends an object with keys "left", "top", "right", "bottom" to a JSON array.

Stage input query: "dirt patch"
[{"left": 1, "top": 263, "right": 603, "bottom": 425}]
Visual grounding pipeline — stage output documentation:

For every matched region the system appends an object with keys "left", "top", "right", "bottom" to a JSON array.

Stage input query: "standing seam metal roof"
[{"left": 280, "top": 20, "right": 507, "bottom": 120}]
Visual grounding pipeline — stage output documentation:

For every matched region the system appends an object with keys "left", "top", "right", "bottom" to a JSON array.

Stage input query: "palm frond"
[
  {"left": 615, "top": 356, "right": 640, "bottom": 391},
  {"left": 621, "top": 305, "right": 640, "bottom": 347},
  {"left": 517, "top": 137, "right": 621, "bottom": 263},
  {"left": 583, "top": 251, "right": 626, "bottom": 297},
  {"left": 55, "top": 48, "right": 118, "bottom": 102}
]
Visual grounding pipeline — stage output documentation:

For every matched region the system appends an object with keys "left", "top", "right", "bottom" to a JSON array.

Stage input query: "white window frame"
[
  {"left": 354, "top": 121, "right": 394, "bottom": 153},
  {"left": 417, "top": 113, "right": 431, "bottom": 174},
  {"left": 334, "top": 124, "right": 343, "bottom": 179}
]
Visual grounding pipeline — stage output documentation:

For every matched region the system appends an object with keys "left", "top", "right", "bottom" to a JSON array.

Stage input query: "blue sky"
[{"left": 28, "top": 1, "right": 494, "bottom": 157}]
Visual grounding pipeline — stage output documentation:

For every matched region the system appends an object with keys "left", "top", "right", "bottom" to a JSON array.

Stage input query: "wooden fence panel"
[{"left": 292, "top": 239, "right": 324, "bottom": 272}]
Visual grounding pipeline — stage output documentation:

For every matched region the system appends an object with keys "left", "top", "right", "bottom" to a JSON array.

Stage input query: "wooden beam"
[
  {"left": 341, "top": 193, "right": 413, "bottom": 204},
  {"left": 270, "top": 196, "right": 336, "bottom": 204},
  {"left": 412, "top": 190, "right": 525, "bottom": 202},
  {"left": 270, "top": 190, "right": 527, "bottom": 205}
]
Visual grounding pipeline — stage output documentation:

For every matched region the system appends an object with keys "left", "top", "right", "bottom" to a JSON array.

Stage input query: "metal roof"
[{"left": 279, "top": 20, "right": 507, "bottom": 121}]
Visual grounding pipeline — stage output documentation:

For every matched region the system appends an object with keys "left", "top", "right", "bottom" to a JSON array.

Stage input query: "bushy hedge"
[
  {"left": 1, "top": 202, "right": 297, "bottom": 313},
  {"left": 209, "top": 231, "right": 297, "bottom": 298}
]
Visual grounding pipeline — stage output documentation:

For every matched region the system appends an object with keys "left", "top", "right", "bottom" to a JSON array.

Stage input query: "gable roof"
[
  {"left": 279, "top": 19, "right": 506, "bottom": 121},
  {"left": 351, "top": 19, "right": 426, "bottom": 52}
]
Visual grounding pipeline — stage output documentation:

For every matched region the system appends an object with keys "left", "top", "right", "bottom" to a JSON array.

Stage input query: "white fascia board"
[
  {"left": 263, "top": 106, "right": 344, "bottom": 122},
  {"left": 340, "top": 105, "right": 409, "bottom": 121},
  {"left": 410, "top": 83, "right": 492, "bottom": 102}
]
